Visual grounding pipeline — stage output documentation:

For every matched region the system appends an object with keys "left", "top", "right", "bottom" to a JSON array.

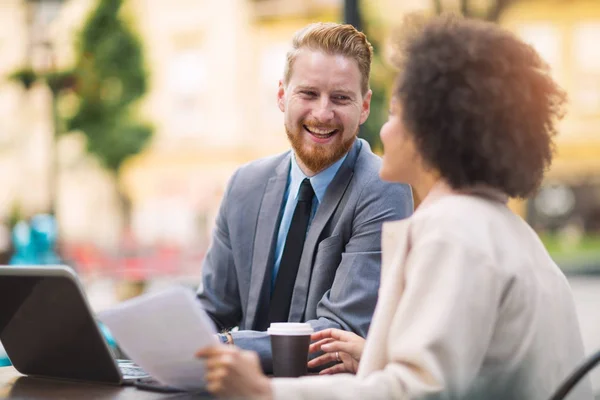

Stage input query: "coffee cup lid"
[{"left": 267, "top": 322, "right": 314, "bottom": 336}]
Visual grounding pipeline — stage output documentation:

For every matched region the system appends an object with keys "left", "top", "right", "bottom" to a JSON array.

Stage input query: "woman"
[{"left": 196, "top": 14, "right": 593, "bottom": 400}]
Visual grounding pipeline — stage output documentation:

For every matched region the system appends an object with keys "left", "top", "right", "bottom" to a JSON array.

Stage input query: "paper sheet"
[{"left": 98, "top": 286, "right": 218, "bottom": 391}]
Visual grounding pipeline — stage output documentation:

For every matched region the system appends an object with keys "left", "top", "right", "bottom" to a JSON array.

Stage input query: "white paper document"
[{"left": 98, "top": 286, "right": 218, "bottom": 391}]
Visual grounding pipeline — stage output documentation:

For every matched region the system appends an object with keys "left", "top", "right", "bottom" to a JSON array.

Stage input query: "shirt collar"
[{"left": 289, "top": 153, "right": 348, "bottom": 203}]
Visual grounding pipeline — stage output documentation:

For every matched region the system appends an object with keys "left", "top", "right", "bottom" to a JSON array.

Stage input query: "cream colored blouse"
[{"left": 272, "top": 184, "right": 593, "bottom": 400}]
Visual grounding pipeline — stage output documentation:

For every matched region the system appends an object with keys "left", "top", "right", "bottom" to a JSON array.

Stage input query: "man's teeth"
[{"left": 306, "top": 126, "right": 336, "bottom": 137}]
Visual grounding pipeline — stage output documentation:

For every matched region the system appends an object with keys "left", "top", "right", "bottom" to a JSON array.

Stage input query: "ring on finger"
[{"left": 336, "top": 351, "right": 341, "bottom": 362}]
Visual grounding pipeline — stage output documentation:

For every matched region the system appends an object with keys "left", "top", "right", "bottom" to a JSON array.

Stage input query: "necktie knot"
[{"left": 298, "top": 178, "right": 314, "bottom": 203}]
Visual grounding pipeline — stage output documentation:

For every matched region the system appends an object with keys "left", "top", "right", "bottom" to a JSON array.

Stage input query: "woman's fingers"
[
  {"left": 310, "top": 329, "right": 359, "bottom": 350},
  {"left": 196, "top": 345, "right": 235, "bottom": 359},
  {"left": 320, "top": 340, "right": 356, "bottom": 356},
  {"left": 320, "top": 328, "right": 357, "bottom": 341},
  {"left": 197, "top": 345, "right": 272, "bottom": 398},
  {"left": 319, "top": 363, "right": 351, "bottom": 375},
  {"left": 308, "top": 338, "right": 333, "bottom": 354},
  {"left": 310, "top": 328, "right": 335, "bottom": 342},
  {"left": 205, "top": 367, "right": 227, "bottom": 382},
  {"left": 310, "top": 328, "right": 352, "bottom": 342},
  {"left": 203, "top": 356, "right": 222, "bottom": 369},
  {"left": 197, "top": 346, "right": 239, "bottom": 373},
  {"left": 205, "top": 380, "right": 223, "bottom": 395},
  {"left": 195, "top": 346, "right": 222, "bottom": 358},
  {"left": 307, "top": 351, "right": 339, "bottom": 368}
]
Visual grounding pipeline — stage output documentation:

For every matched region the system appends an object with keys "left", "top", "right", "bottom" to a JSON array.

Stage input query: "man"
[{"left": 197, "top": 22, "right": 413, "bottom": 372}]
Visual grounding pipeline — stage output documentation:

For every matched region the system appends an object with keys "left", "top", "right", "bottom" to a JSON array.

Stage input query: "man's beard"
[{"left": 286, "top": 122, "right": 357, "bottom": 174}]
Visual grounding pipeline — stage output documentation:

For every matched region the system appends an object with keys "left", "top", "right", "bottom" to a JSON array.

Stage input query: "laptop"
[{"left": 0, "top": 265, "right": 150, "bottom": 385}]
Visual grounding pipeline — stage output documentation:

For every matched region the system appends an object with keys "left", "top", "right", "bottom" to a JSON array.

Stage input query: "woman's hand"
[
  {"left": 308, "top": 328, "right": 365, "bottom": 375},
  {"left": 196, "top": 345, "right": 272, "bottom": 399}
]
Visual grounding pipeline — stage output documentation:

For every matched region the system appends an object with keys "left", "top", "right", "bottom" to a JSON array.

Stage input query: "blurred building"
[
  {"left": 0, "top": 0, "right": 132, "bottom": 251},
  {"left": 501, "top": 0, "right": 600, "bottom": 237},
  {"left": 0, "top": 0, "right": 347, "bottom": 254},
  {"left": 121, "top": 0, "right": 343, "bottom": 249},
  {"left": 1, "top": 0, "right": 598, "bottom": 257}
]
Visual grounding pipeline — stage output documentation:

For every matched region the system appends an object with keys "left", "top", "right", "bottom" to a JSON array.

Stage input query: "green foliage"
[
  {"left": 75, "top": 110, "right": 153, "bottom": 172},
  {"left": 7, "top": 202, "right": 25, "bottom": 229},
  {"left": 67, "top": 0, "right": 152, "bottom": 173},
  {"left": 10, "top": 68, "right": 77, "bottom": 99},
  {"left": 9, "top": 68, "right": 38, "bottom": 90},
  {"left": 360, "top": 73, "right": 386, "bottom": 153},
  {"left": 46, "top": 70, "right": 77, "bottom": 95},
  {"left": 6, "top": 0, "right": 152, "bottom": 177},
  {"left": 360, "top": 22, "right": 395, "bottom": 153}
]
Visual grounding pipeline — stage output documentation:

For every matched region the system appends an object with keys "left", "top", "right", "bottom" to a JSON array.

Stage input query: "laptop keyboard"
[
  {"left": 120, "top": 365, "right": 149, "bottom": 378},
  {"left": 117, "top": 360, "right": 150, "bottom": 381}
]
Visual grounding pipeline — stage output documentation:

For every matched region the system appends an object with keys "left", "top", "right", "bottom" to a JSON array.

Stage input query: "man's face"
[{"left": 278, "top": 49, "right": 372, "bottom": 175}]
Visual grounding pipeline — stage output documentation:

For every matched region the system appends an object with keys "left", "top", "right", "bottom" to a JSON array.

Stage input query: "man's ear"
[
  {"left": 277, "top": 80, "right": 286, "bottom": 112},
  {"left": 359, "top": 89, "right": 373, "bottom": 125}
]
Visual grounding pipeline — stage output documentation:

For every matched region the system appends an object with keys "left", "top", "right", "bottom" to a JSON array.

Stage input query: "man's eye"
[
  {"left": 333, "top": 95, "right": 350, "bottom": 102},
  {"left": 301, "top": 91, "right": 317, "bottom": 97}
]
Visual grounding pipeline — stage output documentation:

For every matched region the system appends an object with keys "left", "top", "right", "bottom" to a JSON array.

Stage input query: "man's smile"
[{"left": 303, "top": 125, "right": 339, "bottom": 143}]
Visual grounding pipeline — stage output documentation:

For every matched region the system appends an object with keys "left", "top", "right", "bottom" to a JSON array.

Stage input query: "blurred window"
[
  {"left": 28, "top": 0, "right": 63, "bottom": 45},
  {"left": 517, "top": 23, "right": 562, "bottom": 80},
  {"left": 574, "top": 23, "right": 600, "bottom": 71},
  {"left": 572, "top": 23, "right": 600, "bottom": 115},
  {"left": 167, "top": 50, "right": 207, "bottom": 137},
  {"left": 259, "top": 44, "right": 287, "bottom": 131}
]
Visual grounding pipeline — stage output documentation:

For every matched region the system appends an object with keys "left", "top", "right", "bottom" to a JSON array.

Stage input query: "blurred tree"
[
  {"left": 67, "top": 0, "right": 153, "bottom": 222},
  {"left": 343, "top": 0, "right": 384, "bottom": 151},
  {"left": 9, "top": 67, "right": 37, "bottom": 90},
  {"left": 9, "top": 0, "right": 152, "bottom": 225},
  {"left": 360, "top": 21, "right": 395, "bottom": 154}
]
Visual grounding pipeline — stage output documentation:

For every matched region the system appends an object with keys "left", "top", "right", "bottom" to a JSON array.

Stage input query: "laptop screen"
[{"left": 0, "top": 272, "right": 122, "bottom": 384}]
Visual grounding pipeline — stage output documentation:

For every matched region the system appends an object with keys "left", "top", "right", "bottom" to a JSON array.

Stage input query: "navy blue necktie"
[{"left": 267, "top": 178, "right": 315, "bottom": 324}]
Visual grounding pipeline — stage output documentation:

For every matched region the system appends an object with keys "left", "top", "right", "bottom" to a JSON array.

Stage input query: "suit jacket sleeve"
[
  {"left": 269, "top": 234, "right": 505, "bottom": 400},
  {"left": 196, "top": 169, "right": 242, "bottom": 331},
  {"left": 231, "top": 179, "right": 413, "bottom": 372}
]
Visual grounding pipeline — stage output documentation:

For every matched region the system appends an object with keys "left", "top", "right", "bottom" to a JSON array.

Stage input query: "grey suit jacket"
[{"left": 197, "top": 139, "right": 413, "bottom": 372}]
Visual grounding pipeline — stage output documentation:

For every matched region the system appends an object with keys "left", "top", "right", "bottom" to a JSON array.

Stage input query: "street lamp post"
[
  {"left": 344, "top": 0, "right": 362, "bottom": 140},
  {"left": 344, "top": 0, "right": 362, "bottom": 31},
  {"left": 25, "top": 0, "right": 64, "bottom": 217}
]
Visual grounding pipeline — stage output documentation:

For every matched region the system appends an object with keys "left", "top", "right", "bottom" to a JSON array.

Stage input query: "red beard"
[{"left": 285, "top": 121, "right": 357, "bottom": 174}]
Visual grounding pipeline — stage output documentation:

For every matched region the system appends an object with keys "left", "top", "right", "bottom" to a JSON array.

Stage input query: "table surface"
[{"left": 0, "top": 367, "right": 213, "bottom": 399}]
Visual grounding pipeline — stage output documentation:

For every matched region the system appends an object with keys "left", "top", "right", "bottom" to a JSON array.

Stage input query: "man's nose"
[{"left": 313, "top": 98, "right": 334, "bottom": 122}]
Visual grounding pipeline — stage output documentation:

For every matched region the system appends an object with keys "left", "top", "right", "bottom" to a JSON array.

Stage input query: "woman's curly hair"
[{"left": 390, "top": 14, "right": 567, "bottom": 198}]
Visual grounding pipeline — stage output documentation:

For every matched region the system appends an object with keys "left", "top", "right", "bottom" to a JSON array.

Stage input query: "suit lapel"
[
  {"left": 288, "top": 140, "right": 363, "bottom": 321},
  {"left": 245, "top": 154, "right": 290, "bottom": 329}
]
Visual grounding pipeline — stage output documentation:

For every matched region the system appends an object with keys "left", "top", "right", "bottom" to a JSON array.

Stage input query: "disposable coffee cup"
[{"left": 268, "top": 322, "right": 314, "bottom": 377}]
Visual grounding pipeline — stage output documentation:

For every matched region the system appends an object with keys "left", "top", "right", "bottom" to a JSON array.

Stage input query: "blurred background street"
[{"left": 0, "top": 0, "right": 599, "bottom": 396}]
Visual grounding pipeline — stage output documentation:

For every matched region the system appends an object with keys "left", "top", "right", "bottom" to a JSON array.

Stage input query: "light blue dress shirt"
[{"left": 271, "top": 153, "right": 347, "bottom": 291}]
